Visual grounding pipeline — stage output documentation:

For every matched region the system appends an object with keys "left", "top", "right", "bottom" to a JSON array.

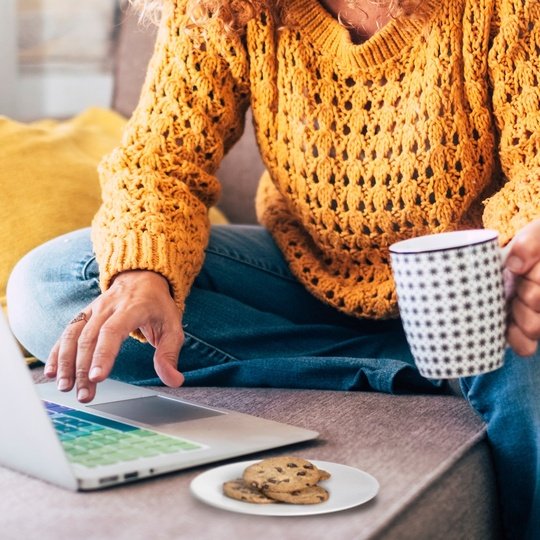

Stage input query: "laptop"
[{"left": 0, "top": 311, "right": 318, "bottom": 491}]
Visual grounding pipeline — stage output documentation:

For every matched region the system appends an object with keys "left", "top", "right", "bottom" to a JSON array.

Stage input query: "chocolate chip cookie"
[
  {"left": 263, "top": 485, "right": 330, "bottom": 505},
  {"left": 243, "top": 456, "right": 321, "bottom": 493},
  {"left": 222, "top": 479, "right": 277, "bottom": 504}
]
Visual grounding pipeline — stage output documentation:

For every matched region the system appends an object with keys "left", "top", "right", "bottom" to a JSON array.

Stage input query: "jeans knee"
[
  {"left": 6, "top": 228, "right": 96, "bottom": 361},
  {"left": 6, "top": 248, "right": 48, "bottom": 358}
]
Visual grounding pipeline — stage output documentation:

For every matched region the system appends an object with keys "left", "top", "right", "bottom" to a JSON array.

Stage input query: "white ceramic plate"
[{"left": 190, "top": 459, "right": 379, "bottom": 516}]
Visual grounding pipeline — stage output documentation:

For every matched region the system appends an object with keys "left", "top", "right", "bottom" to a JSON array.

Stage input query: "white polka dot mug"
[{"left": 389, "top": 229, "right": 509, "bottom": 379}]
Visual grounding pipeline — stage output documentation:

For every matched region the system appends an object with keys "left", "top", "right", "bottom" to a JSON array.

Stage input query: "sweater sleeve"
[
  {"left": 482, "top": 0, "right": 540, "bottom": 245},
  {"left": 91, "top": 0, "right": 251, "bottom": 311}
]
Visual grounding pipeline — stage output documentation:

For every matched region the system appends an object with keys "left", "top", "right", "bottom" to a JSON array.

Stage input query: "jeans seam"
[
  {"left": 81, "top": 254, "right": 97, "bottom": 282},
  {"left": 460, "top": 377, "right": 490, "bottom": 422},
  {"left": 183, "top": 329, "right": 238, "bottom": 363},
  {"left": 205, "top": 246, "right": 299, "bottom": 283}
]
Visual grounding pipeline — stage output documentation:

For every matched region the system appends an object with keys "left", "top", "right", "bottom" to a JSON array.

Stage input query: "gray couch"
[{"left": 0, "top": 7, "right": 502, "bottom": 540}]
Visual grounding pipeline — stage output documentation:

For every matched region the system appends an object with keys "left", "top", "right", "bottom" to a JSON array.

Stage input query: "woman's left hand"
[{"left": 504, "top": 218, "right": 540, "bottom": 357}]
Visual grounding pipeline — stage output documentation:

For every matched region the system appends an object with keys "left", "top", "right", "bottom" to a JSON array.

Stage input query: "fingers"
[
  {"left": 75, "top": 309, "right": 118, "bottom": 403},
  {"left": 152, "top": 324, "right": 185, "bottom": 387},
  {"left": 45, "top": 341, "right": 60, "bottom": 378},
  {"left": 504, "top": 220, "right": 540, "bottom": 276},
  {"left": 50, "top": 309, "right": 105, "bottom": 403},
  {"left": 74, "top": 309, "right": 134, "bottom": 401},
  {"left": 507, "top": 272, "right": 540, "bottom": 356},
  {"left": 49, "top": 308, "right": 133, "bottom": 402},
  {"left": 74, "top": 321, "right": 99, "bottom": 401},
  {"left": 48, "top": 309, "right": 184, "bottom": 393},
  {"left": 88, "top": 315, "right": 133, "bottom": 383},
  {"left": 515, "top": 268, "right": 540, "bottom": 309},
  {"left": 56, "top": 312, "right": 91, "bottom": 392},
  {"left": 504, "top": 219, "right": 540, "bottom": 357},
  {"left": 46, "top": 271, "right": 184, "bottom": 402},
  {"left": 507, "top": 320, "right": 538, "bottom": 357}
]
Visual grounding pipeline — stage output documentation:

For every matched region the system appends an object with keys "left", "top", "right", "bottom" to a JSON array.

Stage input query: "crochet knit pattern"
[{"left": 93, "top": 0, "right": 540, "bottom": 319}]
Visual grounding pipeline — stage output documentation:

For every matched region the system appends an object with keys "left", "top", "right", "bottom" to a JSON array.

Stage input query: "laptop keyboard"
[{"left": 44, "top": 401, "right": 203, "bottom": 468}]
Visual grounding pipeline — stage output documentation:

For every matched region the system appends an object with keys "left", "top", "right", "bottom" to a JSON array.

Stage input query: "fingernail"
[
  {"left": 44, "top": 365, "right": 55, "bottom": 375},
  {"left": 77, "top": 388, "right": 89, "bottom": 401},
  {"left": 89, "top": 367, "right": 102, "bottom": 380},
  {"left": 57, "top": 378, "right": 70, "bottom": 391},
  {"left": 506, "top": 256, "right": 524, "bottom": 273}
]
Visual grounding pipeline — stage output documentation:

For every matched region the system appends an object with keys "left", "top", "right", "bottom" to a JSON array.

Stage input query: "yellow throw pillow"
[
  {"left": 0, "top": 107, "right": 227, "bottom": 312},
  {"left": 0, "top": 108, "right": 123, "bottom": 310}
]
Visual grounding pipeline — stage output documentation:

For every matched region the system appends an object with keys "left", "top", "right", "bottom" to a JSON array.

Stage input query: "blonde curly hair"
[
  {"left": 128, "top": 0, "right": 424, "bottom": 30},
  {"left": 128, "top": 0, "right": 269, "bottom": 29}
]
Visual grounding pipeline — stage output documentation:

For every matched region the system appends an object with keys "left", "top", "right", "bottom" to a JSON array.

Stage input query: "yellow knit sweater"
[{"left": 93, "top": 0, "right": 540, "bottom": 319}]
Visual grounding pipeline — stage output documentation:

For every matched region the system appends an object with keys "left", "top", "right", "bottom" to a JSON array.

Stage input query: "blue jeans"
[{"left": 6, "top": 225, "right": 540, "bottom": 538}]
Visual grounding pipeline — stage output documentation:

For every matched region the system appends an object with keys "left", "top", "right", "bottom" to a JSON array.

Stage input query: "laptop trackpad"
[{"left": 89, "top": 396, "right": 224, "bottom": 426}]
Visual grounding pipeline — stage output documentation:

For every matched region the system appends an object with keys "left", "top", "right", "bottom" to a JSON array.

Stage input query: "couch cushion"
[{"left": 0, "top": 368, "right": 499, "bottom": 540}]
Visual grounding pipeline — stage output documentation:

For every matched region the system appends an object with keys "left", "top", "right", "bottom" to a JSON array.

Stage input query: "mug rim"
[{"left": 389, "top": 229, "right": 499, "bottom": 255}]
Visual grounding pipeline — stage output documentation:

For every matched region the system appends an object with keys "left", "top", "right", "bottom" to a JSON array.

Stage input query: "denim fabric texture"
[
  {"left": 6, "top": 225, "right": 540, "bottom": 539},
  {"left": 6, "top": 226, "right": 444, "bottom": 394}
]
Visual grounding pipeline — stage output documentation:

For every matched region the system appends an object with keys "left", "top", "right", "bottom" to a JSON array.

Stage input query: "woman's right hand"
[{"left": 44, "top": 270, "right": 185, "bottom": 403}]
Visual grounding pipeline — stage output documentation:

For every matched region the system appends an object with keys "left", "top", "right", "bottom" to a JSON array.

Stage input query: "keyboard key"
[{"left": 63, "top": 410, "right": 138, "bottom": 432}]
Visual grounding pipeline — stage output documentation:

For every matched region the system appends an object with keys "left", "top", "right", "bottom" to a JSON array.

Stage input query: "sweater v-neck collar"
[{"left": 285, "top": 0, "right": 439, "bottom": 70}]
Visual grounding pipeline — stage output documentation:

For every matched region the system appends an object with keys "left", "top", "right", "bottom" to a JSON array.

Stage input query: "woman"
[{"left": 7, "top": 0, "right": 540, "bottom": 536}]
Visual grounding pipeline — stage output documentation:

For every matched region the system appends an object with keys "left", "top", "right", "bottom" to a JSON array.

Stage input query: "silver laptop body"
[{"left": 0, "top": 311, "right": 318, "bottom": 490}]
